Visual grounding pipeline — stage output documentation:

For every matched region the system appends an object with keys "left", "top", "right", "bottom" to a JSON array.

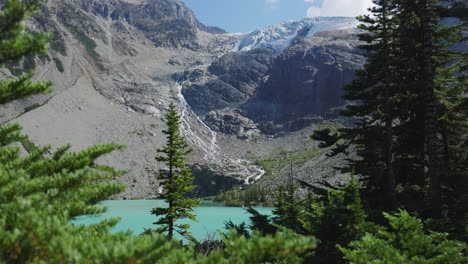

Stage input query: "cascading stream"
[
  {"left": 176, "top": 80, "right": 265, "bottom": 184},
  {"left": 176, "top": 81, "right": 219, "bottom": 161}
]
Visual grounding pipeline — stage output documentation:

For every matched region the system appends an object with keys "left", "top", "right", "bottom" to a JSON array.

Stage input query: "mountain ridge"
[
  {"left": 235, "top": 16, "right": 358, "bottom": 53},
  {"left": 1, "top": 0, "right": 363, "bottom": 199}
]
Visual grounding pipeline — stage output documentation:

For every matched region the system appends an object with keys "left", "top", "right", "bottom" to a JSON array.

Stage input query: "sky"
[{"left": 182, "top": 0, "right": 373, "bottom": 33}]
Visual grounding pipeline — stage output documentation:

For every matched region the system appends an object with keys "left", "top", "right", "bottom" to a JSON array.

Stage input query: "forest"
[{"left": 0, "top": 0, "right": 466, "bottom": 263}]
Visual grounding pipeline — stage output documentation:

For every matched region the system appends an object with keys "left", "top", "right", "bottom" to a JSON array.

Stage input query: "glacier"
[{"left": 234, "top": 16, "right": 359, "bottom": 53}]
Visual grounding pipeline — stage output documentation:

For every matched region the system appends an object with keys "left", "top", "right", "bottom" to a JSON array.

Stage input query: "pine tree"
[
  {"left": 312, "top": 0, "right": 466, "bottom": 223},
  {"left": 272, "top": 170, "right": 303, "bottom": 232},
  {"left": 301, "top": 178, "right": 370, "bottom": 263},
  {"left": 435, "top": 0, "right": 467, "bottom": 235},
  {"left": 399, "top": 0, "right": 467, "bottom": 219},
  {"left": 0, "top": 1, "right": 169, "bottom": 262},
  {"left": 312, "top": 0, "right": 401, "bottom": 211},
  {"left": 0, "top": 0, "right": 51, "bottom": 101},
  {"left": 420, "top": 0, "right": 443, "bottom": 218},
  {"left": 246, "top": 207, "right": 278, "bottom": 236},
  {"left": 0, "top": 1, "right": 321, "bottom": 262},
  {"left": 340, "top": 210, "right": 468, "bottom": 263},
  {"left": 151, "top": 102, "right": 200, "bottom": 240}
]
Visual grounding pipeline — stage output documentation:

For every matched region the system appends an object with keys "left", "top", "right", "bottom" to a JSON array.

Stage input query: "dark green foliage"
[
  {"left": 224, "top": 220, "right": 250, "bottom": 238},
  {"left": 58, "top": 3, "right": 103, "bottom": 65},
  {"left": 191, "top": 164, "right": 243, "bottom": 198},
  {"left": 18, "top": 135, "right": 38, "bottom": 153},
  {"left": 76, "top": 30, "right": 101, "bottom": 63},
  {"left": 301, "top": 178, "right": 371, "bottom": 263},
  {"left": 0, "top": 1, "right": 318, "bottom": 262},
  {"left": 340, "top": 210, "right": 468, "bottom": 263},
  {"left": 246, "top": 207, "right": 277, "bottom": 236},
  {"left": 252, "top": 178, "right": 374, "bottom": 262},
  {"left": 152, "top": 102, "right": 201, "bottom": 240},
  {"left": 272, "top": 179, "right": 303, "bottom": 232},
  {"left": 0, "top": 0, "right": 49, "bottom": 64},
  {"left": 265, "top": 1, "right": 467, "bottom": 261},
  {"left": 312, "top": 0, "right": 467, "bottom": 225},
  {"left": 49, "top": 30, "right": 67, "bottom": 55},
  {"left": 0, "top": 71, "right": 50, "bottom": 104},
  {"left": 0, "top": 0, "right": 51, "bottom": 101},
  {"left": 270, "top": 177, "right": 467, "bottom": 263},
  {"left": 4, "top": 54, "right": 36, "bottom": 76},
  {"left": 215, "top": 185, "right": 271, "bottom": 206},
  {"left": 203, "top": 230, "right": 316, "bottom": 264},
  {"left": 53, "top": 57, "right": 64, "bottom": 73},
  {"left": 311, "top": 128, "right": 339, "bottom": 149},
  {"left": 0, "top": 141, "right": 131, "bottom": 262}
]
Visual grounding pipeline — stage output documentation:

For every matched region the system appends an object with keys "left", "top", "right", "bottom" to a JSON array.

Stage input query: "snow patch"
[{"left": 235, "top": 17, "right": 359, "bottom": 53}]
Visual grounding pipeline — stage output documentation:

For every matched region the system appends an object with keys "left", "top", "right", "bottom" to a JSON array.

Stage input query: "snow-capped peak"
[{"left": 234, "top": 17, "right": 359, "bottom": 53}]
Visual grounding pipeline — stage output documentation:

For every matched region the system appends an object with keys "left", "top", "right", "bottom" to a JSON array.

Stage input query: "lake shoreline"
[
  {"left": 111, "top": 198, "right": 275, "bottom": 208},
  {"left": 74, "top": 200, "right": 273, "bottom": 240}
]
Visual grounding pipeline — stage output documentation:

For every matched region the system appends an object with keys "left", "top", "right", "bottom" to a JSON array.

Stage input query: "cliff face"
[
  {"left": 244, "top": 29, "right": 364, "bottom": 124},
  {"left": 183, "top": 48, "right": 276, "bottom": 115},
  {"left": 2, "top": 0, "right": 365, "bottom": 198},
  {"left": 180, "top": 28, "right": 364, "bottom": 134},
  {"left": 109, "top": 0, "right": 200, "bottom": 49},
  {"left": 71, "top": 0, "right": 225, "bottom": 50}
]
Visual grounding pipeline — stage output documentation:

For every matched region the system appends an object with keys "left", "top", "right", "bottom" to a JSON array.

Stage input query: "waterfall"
[
  {"left": 175, "top": 80, "right": 265, "bottom": 184},
  {"left": 176, "top": 82, "right": 219, "bottom": 160}
]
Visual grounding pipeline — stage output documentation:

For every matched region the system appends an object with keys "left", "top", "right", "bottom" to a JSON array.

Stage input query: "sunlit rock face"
[
  {"left": 77, "top": 0, "right": 225, "bottom": 50},
  {"left": 244, "top": 29, "right": 364, "bottom": 124},
  {"left": 5, "top": 0, "right": 366, "bottom": 198},
  {"left": 182, "top": 48, "right": 275, "bottom": 115}
]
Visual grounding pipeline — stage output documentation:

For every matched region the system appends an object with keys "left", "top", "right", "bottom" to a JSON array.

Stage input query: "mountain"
[
  {"left": 1, "top": 0, "right": 364, "bottom": 199},
  {"left": 182, "top": 28, "right": 364, "bottom": 135},
  {"left": 76, "top": 0, "right": 225, "bottom": 49},
  {"left": 244, "top": 29, "right": 364, "bottom": 128},
  {"left": 235, "top": 17, "right": 358, "bottom": 53}
]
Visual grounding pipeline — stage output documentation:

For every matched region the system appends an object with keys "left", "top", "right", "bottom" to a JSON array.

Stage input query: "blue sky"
[
  {"left": 182, "top": 0, "right": 311, "bottom": 33},
  {"left": 182, "top": 0, "right": 373, "bottom": 33}
]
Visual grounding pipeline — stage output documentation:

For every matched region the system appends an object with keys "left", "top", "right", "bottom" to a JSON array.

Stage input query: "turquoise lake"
[{"left": 73, "top": 200, "right": 273, "bottom": 240}]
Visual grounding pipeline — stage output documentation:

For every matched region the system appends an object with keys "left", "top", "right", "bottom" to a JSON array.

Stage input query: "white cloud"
[
  {"left": 265, "top": 0, "right": 281, "bottom": 9},
  {"left": 305, "top": 0, "right": 373, "bottom": 17}
]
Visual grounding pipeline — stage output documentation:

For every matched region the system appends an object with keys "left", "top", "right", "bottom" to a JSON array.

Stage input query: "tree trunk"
[
  {"left": 420, "top": 0, "right": 442, "bottom": 218},
  {"left": 384, "top": 85, "right": 396, "bottom": 210},
  {"left": 382, "top": 0, "right": 397, "bottom": 210},
  {"left": 168, "top": 150, "right": 174, "bottom": 240}
]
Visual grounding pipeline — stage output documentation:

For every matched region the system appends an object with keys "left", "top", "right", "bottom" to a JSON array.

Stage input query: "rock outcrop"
[
  {"left": 180, "top": 28, "right": 364, "bottom": 134},
  {"left": 76, "top": 0, "right": 225, "bottom": 50},
  {"left": 182, "top": 48, "right": 275, "bottom": 114},
  {"left": 2, "top": 0, "right": 365, "bottom": 198},
  {"left": 205, "top": 110, "right": 261, "bottom": 140},
  {"left": 244, "top": 29, "right": 365, "bottom": 125}
]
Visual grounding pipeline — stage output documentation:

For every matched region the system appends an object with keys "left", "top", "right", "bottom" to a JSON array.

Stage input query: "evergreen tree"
[
  {"left": 399, "top": 0, "right": 467, "bottom": 219},
  {"left": 0, "top": 0, "right": 51, "bottom": 101},
  {"left": 434, "top": 0, "right": 467, "bottom": 234},
  {"left": 312, "top": 0, "right": 467, "bottom": 223},
  {"left": 246, "top": 207, "right": 277, "bottom": 236},
  {"left": 312, "top": 0, "right": 401, "bottom": 212},
  {"left": 0, "top": 2, "right": 316, "bottom": 262},
  {"left": 152, "top": 102, "right": 200, "bottom": 240},
  {"left": 340, "top": 210, "right": 468, "bottom": 263},
  {"left": 420, "top": 0, "right": 443, "bottom": 218},
  {"left": 301, "top": 178, "right": 371, "bottom": 263},
  {"left": 272, "top": 176, "right": 303, "bottom": 233},
  {"left": 0, "top": 1, "right": 173, "bottom": 262}
]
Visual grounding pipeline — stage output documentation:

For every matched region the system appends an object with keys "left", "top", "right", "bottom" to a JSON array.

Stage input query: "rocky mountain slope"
[
  {"left": 245, "top": 29, "right": 364, "bottom": 129},
  {"left": 235, "top": 17, "right": 358, "bottom": 53},
  {"left": 1, "top": 0, "right": 364, "bottom": 199}
]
